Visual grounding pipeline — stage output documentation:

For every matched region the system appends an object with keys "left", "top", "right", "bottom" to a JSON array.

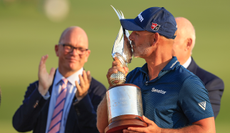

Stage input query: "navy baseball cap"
[{"left": 120, "top": 7, "right": 177, "bottom": 39}]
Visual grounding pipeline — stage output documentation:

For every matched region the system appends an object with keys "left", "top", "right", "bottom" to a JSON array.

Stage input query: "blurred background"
[{"left": 0, "top": 0, "right": 229, "bottom": 132}]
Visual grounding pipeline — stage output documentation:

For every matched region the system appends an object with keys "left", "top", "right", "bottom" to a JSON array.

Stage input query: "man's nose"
[{"left": 129, "top": 32, "right": 134, "bottom": 41}]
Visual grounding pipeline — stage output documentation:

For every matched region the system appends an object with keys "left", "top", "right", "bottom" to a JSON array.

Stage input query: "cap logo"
[
  {"left": 151, "top": 23, "right": 161, "bottom": 31},
  {"left": 138, "top": 13, "right": 144, "bottom": 22}
]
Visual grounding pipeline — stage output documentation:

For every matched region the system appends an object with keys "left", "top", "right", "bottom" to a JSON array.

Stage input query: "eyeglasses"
[{"left": 61, "top": 44, "right": 88, "bottom": 54}]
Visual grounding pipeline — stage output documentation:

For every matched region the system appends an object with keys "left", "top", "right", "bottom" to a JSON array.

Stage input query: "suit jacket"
[
  {"left": 187, "top": 57, "right": 224, "bottom": 118},
  {"left": 13, "top": 77, "right": 107, "bottom": 133}
]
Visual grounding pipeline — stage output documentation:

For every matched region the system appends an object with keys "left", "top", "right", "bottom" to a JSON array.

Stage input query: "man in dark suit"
[
  {"left": 13, "top": 26, "right": 107, "bottom": 133},
  {"left": 173, "top": 17, "right": 224, "bottom": 118}
]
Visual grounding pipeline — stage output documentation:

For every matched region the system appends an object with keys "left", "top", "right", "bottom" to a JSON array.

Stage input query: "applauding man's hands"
[{"left": 38, "top": 55, "right": 55, "bottom": 96}]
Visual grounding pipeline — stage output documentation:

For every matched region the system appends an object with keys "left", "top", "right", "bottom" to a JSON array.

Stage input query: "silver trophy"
[{"left": 105, "top": 6, "right": 147, "bottom": 133}]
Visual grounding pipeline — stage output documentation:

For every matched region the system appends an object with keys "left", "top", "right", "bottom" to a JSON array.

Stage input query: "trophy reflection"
[{"left": 105, "top": 6, "right": 147, "bottom": 133}]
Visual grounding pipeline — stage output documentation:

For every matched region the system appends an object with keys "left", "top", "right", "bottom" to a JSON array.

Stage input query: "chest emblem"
[{"left": 151, "top": 87, "right": 166, "bottom": 94}]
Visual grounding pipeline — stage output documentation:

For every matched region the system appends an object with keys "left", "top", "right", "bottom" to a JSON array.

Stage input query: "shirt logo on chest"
[{"left": 151, "top": 87, "right": 166, "bottom": 94}]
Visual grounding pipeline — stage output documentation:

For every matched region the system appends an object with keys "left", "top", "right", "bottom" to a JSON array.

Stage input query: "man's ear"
[
  {"left": 154, "top": 33, "right": 159, "bottom": 43},
  {"left": 55, "top": 45, "right": 59, "bottom": 56},
  {"left": 186, "top": 38, "right": 192, "bottom": 51},
  {"left": 150, "top": 32, "right": 159, "bottom": 46},
  {"left": 85, "top": 50, "right": 91, "bottom": 62}
]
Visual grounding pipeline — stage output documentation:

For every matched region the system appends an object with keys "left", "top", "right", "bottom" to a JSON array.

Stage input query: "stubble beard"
[{"left": 133, "top": 42, "right": 152, "bottom": 58}]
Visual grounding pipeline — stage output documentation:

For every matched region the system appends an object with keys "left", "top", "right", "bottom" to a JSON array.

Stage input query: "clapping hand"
[
  {"left": 75, "top": 70, "right": 92, "bottom": 99},
  {"left": 38, "top": 55, "right": 55, "bottom": 96}
]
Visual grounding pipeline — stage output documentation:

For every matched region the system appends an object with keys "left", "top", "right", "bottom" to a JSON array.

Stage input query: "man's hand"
[
  {"left": 106, "top": 57, "right": 129, "bottom": 87},
  {"left": 38, "top": 55, "right": 55, "bottom": 96},
  {"left": 123, "top": 116, "right": 216, "bottom": 133},
  {"left": 123, "top": 116, "right": 161, "bottom": 133},
  {"left": 75, "top": 70, "right": 92, "bottom": 99}
]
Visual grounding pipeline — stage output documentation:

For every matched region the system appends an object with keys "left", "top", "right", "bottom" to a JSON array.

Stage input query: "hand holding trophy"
[{"left": 105, "top": 6, "right": 147, "bottom": 133}]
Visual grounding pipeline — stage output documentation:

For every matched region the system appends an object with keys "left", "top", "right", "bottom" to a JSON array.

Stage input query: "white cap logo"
[{"left": 138, "top": 13, "right": 144, "bottom": 22}]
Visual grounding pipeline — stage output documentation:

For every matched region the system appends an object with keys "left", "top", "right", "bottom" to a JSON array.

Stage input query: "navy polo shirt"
[{"left": 126, "top": 57, "right": 214, "bottom": 128}]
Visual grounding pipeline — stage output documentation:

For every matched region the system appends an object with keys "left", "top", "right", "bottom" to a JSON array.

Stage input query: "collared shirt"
[
  {"left": 45, "top": 68, "right": 83, "bottom": 133},
  {"left": 182, "top": 56, "right": 192, "bottom": 68},
  {"left": 125, "top": 56, "right": 214, "bottom": 128}
]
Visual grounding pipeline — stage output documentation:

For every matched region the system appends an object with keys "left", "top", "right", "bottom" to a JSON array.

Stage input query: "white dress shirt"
[{"left": 182, "top": 56, "right": 192, "bottom": 69}]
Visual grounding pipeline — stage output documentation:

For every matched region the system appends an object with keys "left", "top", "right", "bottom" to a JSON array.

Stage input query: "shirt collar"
[
  {"left": 162, "top": 56, "right": 180, "bottom": 71},
  {"left": 182, "top": 56, "right": 192, "bottom": 68},
  {"left": 140, "top": 56, "right": 180, "bottom": 73},
  {"left": 54, "top": 68, "right": 84, "bottom": 86}
]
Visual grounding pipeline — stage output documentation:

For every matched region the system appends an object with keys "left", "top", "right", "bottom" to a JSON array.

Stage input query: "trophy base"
[{"left": 105, "top": 115, "right": 147, "bottom": 133}]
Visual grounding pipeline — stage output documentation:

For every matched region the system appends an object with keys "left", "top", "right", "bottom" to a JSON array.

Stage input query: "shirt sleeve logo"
[{"left": 198, "top": 101, "right": 206, "bottom": 110}]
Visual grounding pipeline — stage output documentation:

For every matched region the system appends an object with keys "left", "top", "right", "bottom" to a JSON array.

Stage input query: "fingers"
[
  {"left": 79, "top": 70, "right": 91, "bottom": 87},
  {"left": 39, "top": 55, "right": 48, "bottom": 68},
  {"left": 75, "top": 80, "right": 81, "bottom": 96},
  {"left": 75, "top": 80, "right": 80, "bottom": 90},
  {"left": 38, "top": 55, "right": 48, "bottom": 78},
  {"left": 38, "top": 55, "right": 54, "bottom": 96},
  {"left": 106, "top": 67, "right": 117, "bottom": 79},
  {"left": 112, "top": 57, "right": 129, "bottom": 75},
  {"left": 107, "top": 59, "right": 127, "bottom": 77},
  {"left": 142, "top": 116, "right": 152, "bottom": 125},
  {"left": 123, "top": 66, "right": 129, "bottom": 76},
  {"left": 122, "top": 116, "right": 154, "bottom": 133},
  {"left": 49, "top": 67, "right": 56, "bottom": 77},
  {"left": 75, "top": 70, "right": 91, "bottom": 98},
  {"left": 84, "top": 71, "right": 92, "bottom": 83},
  {"left": 124, "top": 116, "right": 159, "bottom": 133},
  {"left": 113, "top": 57, "right": 122, "bottom": 67},
  {"left": 123, "top": 127, "right": 145, "bottom": 133},
  {"left": 39, "top": 55, "right": 49, "bottom": 77},
  {"left": 80, "top": 71, "right": 86, "bottom": 85}
]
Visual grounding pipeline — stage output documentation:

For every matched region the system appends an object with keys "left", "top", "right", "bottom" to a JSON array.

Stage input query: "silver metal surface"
[
  {"left": 109, "top": 6, "right": 133, "bottom": 86},
  {"left": 110, "top": 71, "right": 126, "bottom": 86},
  {"left": 110, "top": 6, "right": 132, "bottom": 66},
  {"left": 106, "top": 85, "right": 143, "bottom": 120}
]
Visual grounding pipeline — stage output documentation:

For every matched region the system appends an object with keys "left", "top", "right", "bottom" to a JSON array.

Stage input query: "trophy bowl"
[{"left": 105, "top": 84, "right": 147, "bottom": 133}]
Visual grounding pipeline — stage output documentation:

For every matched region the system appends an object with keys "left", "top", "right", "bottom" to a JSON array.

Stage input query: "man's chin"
[{"left": 68, "top": 64, "right": 81, "bottom": 71}]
